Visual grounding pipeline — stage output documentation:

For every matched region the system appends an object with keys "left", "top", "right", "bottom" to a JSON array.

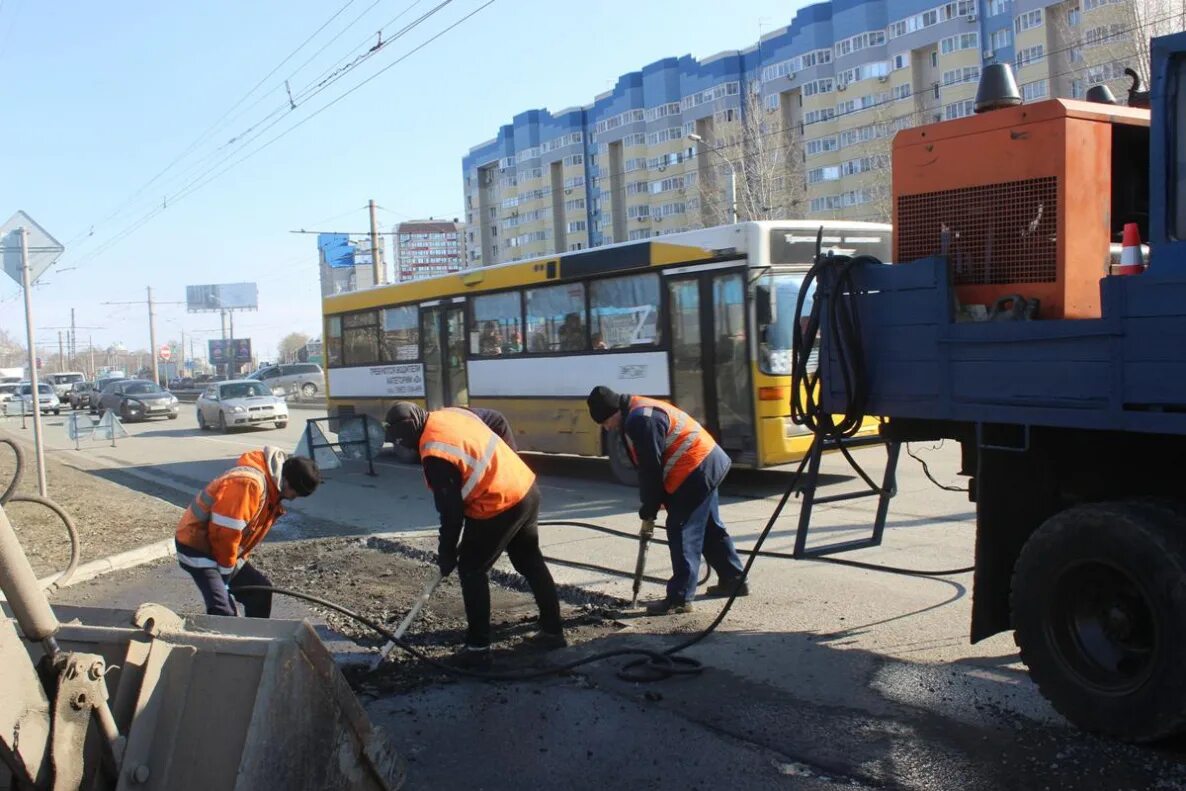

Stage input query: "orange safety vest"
[
  {"left": 624, "top": 396, "right": 717, "bottom": 494},
  {"left": 175, "top": 448, "right": 287, "bottom": 573},
  {"left": 419, "top": 407, "right": 535, "bottom": 520}
]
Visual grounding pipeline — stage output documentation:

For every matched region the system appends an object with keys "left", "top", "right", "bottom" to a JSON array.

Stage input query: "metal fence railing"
[{"left": 301, "top": 414, "right": 379, "bottom": 476}]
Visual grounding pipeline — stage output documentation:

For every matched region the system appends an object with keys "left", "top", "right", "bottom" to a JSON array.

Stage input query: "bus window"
[
  {"left": 342, "top": 310, "right": 380, "bottom": 365},
  {"left": 326, "top": 316, "right": 342, "bottom": 366},
  {"left": 526, "top": 283, "right": 585, "bottom": 352},
  {"left": 471, "top": 292, "right": 523, "bottom": 356},
  {"left": 757, "top": 273, "right": 816, "bottom": 375},
  {"left": 590, "top": 273, "right": 661, "bottom": 348},
  {"left": 382, "top": 306, "right": 419, "bottom": 362}
]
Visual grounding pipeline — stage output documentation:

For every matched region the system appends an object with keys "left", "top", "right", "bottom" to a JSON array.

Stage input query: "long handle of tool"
[
  {"left": 630, "top": 523, "right": 653, "bottom": 606},
  {"left": 370, "top": 571, "right": 443, "bottom": 670}
]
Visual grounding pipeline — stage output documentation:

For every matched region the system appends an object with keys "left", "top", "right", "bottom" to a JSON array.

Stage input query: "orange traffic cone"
[{"left": 1115, "top": 222, "right": 1145, "bottom": 275}]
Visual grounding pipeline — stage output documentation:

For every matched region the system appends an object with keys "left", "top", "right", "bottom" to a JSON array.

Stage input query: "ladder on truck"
[{"left": 791, "top": 434, "right": 901, "bottom": 558}]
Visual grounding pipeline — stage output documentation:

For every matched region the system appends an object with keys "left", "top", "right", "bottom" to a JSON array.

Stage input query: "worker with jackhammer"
[
  {"left": 175, "top": 447, "right": 321, "bottom": 617},
  {"left": 586, "top": 386, "right": 748, "bottom": 614},
  {"left": 385, "top": 402, "right": 565, "bottom": 669}
]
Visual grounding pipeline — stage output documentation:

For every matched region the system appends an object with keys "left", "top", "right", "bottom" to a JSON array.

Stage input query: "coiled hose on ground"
[{"left": 0, "top": 437, "right": 81, "bottom": 590}]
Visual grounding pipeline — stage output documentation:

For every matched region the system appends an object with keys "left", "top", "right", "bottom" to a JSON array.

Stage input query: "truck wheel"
[
  {"left": 605, "top": 427, "right": 638, "bottom": 487},
  {"left": 1011, "top": 500, "right": 1186, "bottom": 742}
]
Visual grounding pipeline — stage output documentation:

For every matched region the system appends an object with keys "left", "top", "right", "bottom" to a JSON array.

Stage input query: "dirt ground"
[
  {"left": 0, "top": 433, "right": 183, "bottom": 579},
  {"left": 253, "top": 536, "right": 640, "bottom": 696}
]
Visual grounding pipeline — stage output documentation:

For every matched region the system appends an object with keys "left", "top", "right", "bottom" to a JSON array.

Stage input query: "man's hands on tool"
[{"left": 639, "top": 518, "right": 655, "bottom": 538}]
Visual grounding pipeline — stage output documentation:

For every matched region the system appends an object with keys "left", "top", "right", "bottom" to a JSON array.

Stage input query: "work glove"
[
  {"left": 438, "top": 545, "right": 458, "bottom": 578},
  {"left": 639, "top": 519, "right": 655, "bottom": 539},
  {"left": 638, "top": 505, "right": 659, "bottom": 523}
]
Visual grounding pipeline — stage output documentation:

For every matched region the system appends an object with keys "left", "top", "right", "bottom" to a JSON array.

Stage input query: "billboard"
[
  {"left": 208, "top": 338, "right": 253, "bottom": 365},
  {"left": 186, "top": 283, "right": 258, "bottom": 313}
]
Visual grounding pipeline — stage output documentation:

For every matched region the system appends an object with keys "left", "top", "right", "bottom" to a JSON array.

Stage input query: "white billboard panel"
[{"left": 186, "top": 283, "right": 258, "bottom": 312}]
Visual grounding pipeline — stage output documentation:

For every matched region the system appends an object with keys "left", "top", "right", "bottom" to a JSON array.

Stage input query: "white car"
[
  {"left": 17, "top": 382, "right": 60, "bottom": 415},
  {"left": 0, "top": 383, "right": 17, "bottom": 404},
  {"left": 196, "top": 379, "right": 289, "bottom": 432}
]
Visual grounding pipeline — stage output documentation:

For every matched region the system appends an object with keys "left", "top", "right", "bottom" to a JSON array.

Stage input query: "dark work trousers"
[
  {"left": 665, "top": 488, "right": 745, "bottom": 603},
  {"left": 456, "top": 486, "right": 562, "bottom": 648},
  {"left": 180, "top": 560, "right": 273, "bottom": 618}
]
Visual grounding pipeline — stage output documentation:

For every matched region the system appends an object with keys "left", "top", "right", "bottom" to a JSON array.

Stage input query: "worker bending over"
[
  {"left": 586, "top": 386, "right": 748, "bottom": 614},
  {"left": 385, "top": 402, "right": 564, "bottom": 668},
  {"left": 176, "top": 447, "right": 321, "bottom": 617}
]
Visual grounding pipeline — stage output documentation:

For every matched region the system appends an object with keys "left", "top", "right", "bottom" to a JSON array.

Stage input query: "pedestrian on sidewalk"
[
  {"left": 175, "top": 447, "right": 321, "bottom": 618},
  {"left": 586, "top": 386, "right": 748, "bottom": 614},
  {"left": 385, "top": 402, "right": 564, "bottom": 669}
]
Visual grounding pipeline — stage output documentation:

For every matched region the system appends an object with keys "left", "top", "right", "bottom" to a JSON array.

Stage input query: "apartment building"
[
  {"left": 393, "top": 219, "right": 467, "bottom": 282},
  {"left": 317, "top": 233, "right": 385, "bottom": 297},
  {"left": 462, "top": 0, "right": 1156, "bottom": 266}
]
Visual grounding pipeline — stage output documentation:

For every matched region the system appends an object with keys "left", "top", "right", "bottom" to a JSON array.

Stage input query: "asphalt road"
[{"left": 5, "top": 406, "right": 1186, "bottom": 789}]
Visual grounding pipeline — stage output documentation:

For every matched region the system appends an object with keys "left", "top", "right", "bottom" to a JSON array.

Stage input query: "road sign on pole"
[
  {"left": 0, "top": 212, "right": 65, "bottom": 497},
  {"left": 159, "top": 345, "right": 172, "bottom": 361}
]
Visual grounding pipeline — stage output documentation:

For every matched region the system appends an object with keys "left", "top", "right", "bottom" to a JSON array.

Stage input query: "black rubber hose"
[
  {"left": 0, "top": 437, "right": 82, "bottom": 588},
  {"left": 1, "top": 437, "right": 24, "bottom": 504}
]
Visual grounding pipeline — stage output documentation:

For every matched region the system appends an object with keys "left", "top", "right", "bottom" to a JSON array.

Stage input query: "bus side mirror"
[{"left": 756, "top": 286, "right": 775, "bottom": 325}]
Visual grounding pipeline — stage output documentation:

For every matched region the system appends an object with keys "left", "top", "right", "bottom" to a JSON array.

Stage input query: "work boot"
[
  {"left": 645, "top": 598, "right": 693, "bottom": 615},
  {"left": 450, "top": 645, "right": 493, "bottom": 671},
  {"left": 525, "top": 630, "right": 567, "bottom": 651},
  {"left": 703, "top": 578, "right": 750, "bottom": 598}
]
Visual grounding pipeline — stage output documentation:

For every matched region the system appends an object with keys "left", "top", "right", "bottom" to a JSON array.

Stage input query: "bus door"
[
  {"left": 420, "top": 301, "right": 468, "bottom": 410},
  {"left": 665, "top": 267, "right": 752, "bottom": 454}
]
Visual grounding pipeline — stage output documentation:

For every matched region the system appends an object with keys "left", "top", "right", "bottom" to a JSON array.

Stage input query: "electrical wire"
[{"left": 906, "top": 442, "right": 969, "bottom": 493}]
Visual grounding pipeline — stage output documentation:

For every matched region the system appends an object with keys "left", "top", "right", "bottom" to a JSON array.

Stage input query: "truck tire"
[
  {"left": 1011, "top": 500, "right": 1186, "bottom": 742},
  {"left": 605, "top": 427, "right": 638, "bottom": 487}
]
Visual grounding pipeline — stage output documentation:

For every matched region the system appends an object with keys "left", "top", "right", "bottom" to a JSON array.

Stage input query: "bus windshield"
[{"left": 757, "top": 272, "right": 816, "bottom": 375}]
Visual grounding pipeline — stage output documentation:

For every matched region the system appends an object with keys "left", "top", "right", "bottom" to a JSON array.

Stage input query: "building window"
[
  {"left": 989, "top": 28, "right": 1012, "bottom": 51},
  {"left": 1014, "top": 9, "right": 1042, "bottom": 33},
  {"left": 471, "top": 292, "right": 523, "bottom": 356},
  {"left": 930, "top": 50, "right": 938, "bottom": 68},
  {"left": 1022, "top": 80, "right": 1048, "bottom": 102},
  {"left": 381, "top": 306, "right": 419, "bottom": 362},
  {"left": 590, "top": 273, "right": 661, "bottom": 348},
  {"left": 988, "top": 0, "right": 1007, "bottom": 14},
  {"left": 525, "top": 283, "right": 586, "bottom": 352}
]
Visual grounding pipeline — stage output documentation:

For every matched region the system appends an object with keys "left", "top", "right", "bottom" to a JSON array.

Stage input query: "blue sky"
[{"left": 0, "top": 0, "right": 803, "bottom": 363}]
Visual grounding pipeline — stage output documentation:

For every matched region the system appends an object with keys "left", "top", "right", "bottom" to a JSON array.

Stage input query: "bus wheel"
[
  {"left": 1011, "top": 500, "right": 1186, "bottom": 742},
  {"left": 605, "top": 427, "right": 638, "bottom": 487}
]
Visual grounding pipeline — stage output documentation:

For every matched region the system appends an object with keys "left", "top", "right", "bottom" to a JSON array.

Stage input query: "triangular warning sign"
[
  {"left": 65, "top": 412, "right": 94, "bottom": 441},
  {"left": 294, "top": 421, "right": 340, "bottom": 469},
  {"left": 93, "top": 410, "right": 129, "bottom": 441}
]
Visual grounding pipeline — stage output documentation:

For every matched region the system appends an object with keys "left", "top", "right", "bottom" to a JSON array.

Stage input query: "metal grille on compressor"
[{"left": 895, "top": 176, "right": 1058, "bottom": 284}]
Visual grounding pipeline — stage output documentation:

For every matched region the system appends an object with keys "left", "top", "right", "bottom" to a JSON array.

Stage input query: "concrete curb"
[{"left": 0, "top": 538, "right": 176, "bottom": 602}]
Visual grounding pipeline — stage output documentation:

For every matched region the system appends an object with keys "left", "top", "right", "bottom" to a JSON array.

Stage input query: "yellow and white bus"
[{"left": 321, "top": 220, "right": 889, "bottom": 482}]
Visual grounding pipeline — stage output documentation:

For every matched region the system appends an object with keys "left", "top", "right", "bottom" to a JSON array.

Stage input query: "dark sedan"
[
  {"left": 67, "top": 381, "right": 96, "bottom": 410},
  {"left": 93, "top": 379, "right": 180, "bottom": 421}
]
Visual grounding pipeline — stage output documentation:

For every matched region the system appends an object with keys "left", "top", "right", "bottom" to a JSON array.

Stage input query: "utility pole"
[
  {"left": 229, "top": 311, "right": 236, "bottom": 377},
  {"left": 147, "top": 286, "right": 159, "bottom": 385},
  {"left": 19, "top": 229, "right": 47, "bottom": 496},
  {"left": 102, "top": 291, "right": 182, "bottom": 384},
  {"left": 369, "top": 199, "right": 382, "bottom": 286},
  {"left": 70, "top": 307, "right": 76, "bottom": 365},
  {"left": 89, "top": 334, "right": 95, "bottom": 378},
  {"left": 57, "top": 331, "right": 64, "bottom": 372}
]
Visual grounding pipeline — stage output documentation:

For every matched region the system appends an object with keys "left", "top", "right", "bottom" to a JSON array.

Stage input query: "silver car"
[
  {"left": 17, "top": 383, "right": 61, "bottom": 415},
  {"left": 196, "top": 379, "right": 289, "bottom": 432},
  {"left": 248, "top": 363, "right": 324, "bottom": 399}
]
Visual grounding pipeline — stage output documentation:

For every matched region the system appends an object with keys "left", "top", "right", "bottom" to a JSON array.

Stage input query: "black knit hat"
[
  {"left": 385, "top": 402, "right": 428, "bottom": 447},
  {"left": 282, "top": 455, "right": 321, "bottom": 497},
  {"left": 586, "top": 386, "right": 622, "bottom": 424}
]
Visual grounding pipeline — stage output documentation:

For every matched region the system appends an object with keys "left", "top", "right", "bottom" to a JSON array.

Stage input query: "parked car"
[
  {"left": 89, "top": 378, "right": 127, "bottom": 413},
  {"left": 93, "top": 379, "right": 179, "bottom": 421},
  {"left": 67, "top": 381, "right": 96, "bottom": 410},
  {"left": 0, "top": 383, "right": 18, "bottom": 408},
  {"left": 46, "top": 371, "right": 86, "bottom": 399},
  {"left": 248, "top": 363, "right": 324, "bottom": 398},
  {"left": 196, "top": 380, "right": 289, "bottom": 432},
  {"left": 17, "top": 383, "right": 60, "bottom": 415}
]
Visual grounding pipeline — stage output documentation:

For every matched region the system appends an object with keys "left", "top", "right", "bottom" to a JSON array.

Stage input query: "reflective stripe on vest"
[
  {"left": 186, "top": 465, "right": 267, "bottom": 529},
  {"left": 419, "top": 409, "right": 534, "bottom": 519},
  {"left": 623, "top": 396, "right": 716, "bottom": 494}
]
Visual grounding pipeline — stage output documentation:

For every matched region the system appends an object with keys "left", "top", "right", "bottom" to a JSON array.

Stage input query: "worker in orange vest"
[
  {"left": 175, "top": 447, "right": 321, "bottom": 617},
  {"left": 386, "top": 402, "right": 564, "bottom": 668},
  {"left": 587, "top": 386, "right": 747, "bottom": 614}
]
